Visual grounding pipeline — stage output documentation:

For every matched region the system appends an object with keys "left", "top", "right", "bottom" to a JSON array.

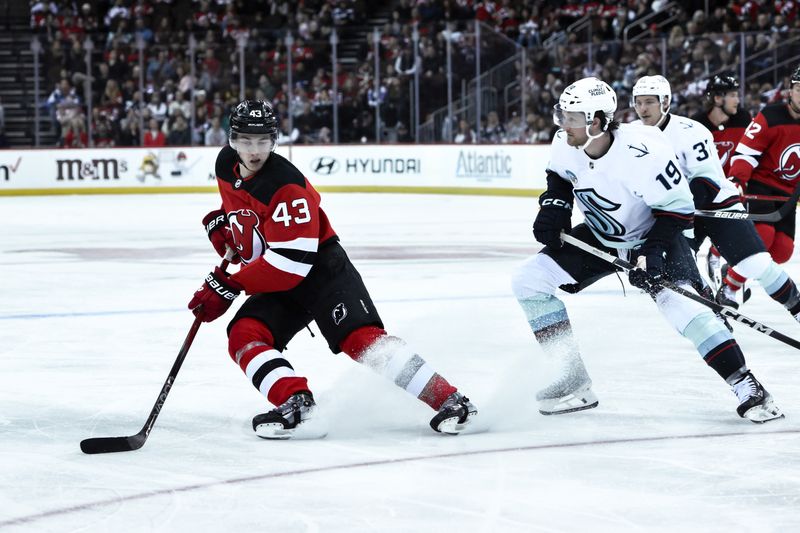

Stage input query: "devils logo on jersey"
[
  {"left": 332, "top": 303, "right": 347, "bottom": 325},
  {"left": 228, "top": 209, "right": 266, "bottom": 263},
  {"left": 715, "top": 141, "right": 735, "bottom": 168},
  {"left": 775, "top": 143, "right": 800, "bottom": 181}
]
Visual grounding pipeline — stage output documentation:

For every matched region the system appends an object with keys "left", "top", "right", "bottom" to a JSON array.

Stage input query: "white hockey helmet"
[
  {"left": 632, "top": 75, "right": 672, "bottom": 115},
  {"left": 554, "top": 77, "right": 617, "bottom": 130}
]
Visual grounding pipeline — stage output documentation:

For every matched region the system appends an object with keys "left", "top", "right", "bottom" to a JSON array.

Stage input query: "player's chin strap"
[
  {"left": 559, "top": 231, "right": 800, "bottom": 351},
  {"left": 578, "top": 126, "right": 607, "bottom": 151}
]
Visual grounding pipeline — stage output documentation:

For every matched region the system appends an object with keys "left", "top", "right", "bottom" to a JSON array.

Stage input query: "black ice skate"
[
  {"left": 430, "top": 391, "right": 477, "bottom": 434},
  {"left": 253, "top": 391, "right": 317, "bottom": 439},
  {"left": 732, "top": 372, "right": 784, "bottom": 423}
]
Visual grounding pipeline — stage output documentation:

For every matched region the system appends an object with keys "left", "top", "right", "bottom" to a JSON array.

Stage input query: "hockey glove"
[
  {"left": 203, "top": 209, "right": 240, "bottom": 264},
  {"left": 188, "top": 267, "right": 243, "bottom": 322},
  {"left": 533, "top": 197, "right": 572, "bottom": 249},
  {"left": 628, "top": 248, "right": 666, "bottom": 297}
]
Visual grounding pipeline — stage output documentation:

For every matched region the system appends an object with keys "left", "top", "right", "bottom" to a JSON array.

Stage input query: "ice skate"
[
  {"left": 706, "top": 246, "right": 723, "bottom": 291},
  {"left": 430, "top": 391, "right": 477, "bottom": 434},
  {"left": 732, "top": 372, "right": 784, "bottom": 423},
  {"left": 715, "top": 283, "right": 751, "bottom": 310},
  {"left": 536, "top": 351, "right": 598, "bottom": 415},
  {"left": 252, "top": 391, "right": 319, "bottom": 439},
  {"left": 537, "top": 379, "right": 598, "bottom": 415}
]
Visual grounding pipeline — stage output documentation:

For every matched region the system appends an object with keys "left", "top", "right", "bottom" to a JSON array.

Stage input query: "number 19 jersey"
[{"left": 546, "top": 123, "right": 695, "bottom": 249}]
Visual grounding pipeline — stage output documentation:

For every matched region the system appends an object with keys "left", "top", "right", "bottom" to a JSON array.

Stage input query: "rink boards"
[{"left": 0, "top": 143, "right": 550, "bottom": 196}]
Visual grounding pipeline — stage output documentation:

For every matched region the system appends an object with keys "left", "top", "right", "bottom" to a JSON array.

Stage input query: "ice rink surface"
[{"left": 2, "top": 192, "right": 800, "bottom": 532}]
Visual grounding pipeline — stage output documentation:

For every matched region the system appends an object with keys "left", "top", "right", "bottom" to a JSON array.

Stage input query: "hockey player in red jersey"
[
  {"left": 691, "top": 74, "right": 754, "bottom": 295},
  {"left": 188, "top": 100, "right": 477, "bottom": 439},
  {"left": 692, "top": 74, "right": 752, "bottom": 176},
  {"left": 728, "top": 66, "right": 800, "bottom": 299}
]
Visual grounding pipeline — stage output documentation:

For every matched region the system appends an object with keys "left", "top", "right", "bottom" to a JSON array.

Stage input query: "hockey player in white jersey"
[
  {"left": 631, "top": 75, "right": 800, "bottom": 322},
  {"left": 511, "top": 77, "right": 782, "bottom": 423}
]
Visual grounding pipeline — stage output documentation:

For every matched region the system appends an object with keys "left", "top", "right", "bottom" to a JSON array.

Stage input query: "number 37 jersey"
[
  {"left": 546, "top": 123, "right": 695, "bottom": 249},
  {"left": 214, "top": 145, "right": 338, "bottom": 294}
]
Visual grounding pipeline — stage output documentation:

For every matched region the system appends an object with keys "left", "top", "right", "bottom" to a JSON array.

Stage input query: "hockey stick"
[
  {"left": 695, "top": 184, "right": 800, "bottom": 222},
  {"left": 560, "top": 233, "right": 800, "bottom": 350},
  {"left": 742, "top": 193, "right": 791, "bottom": 202},
  {"left": 80, "top": 258, "right": 231, "bottom": 454}
]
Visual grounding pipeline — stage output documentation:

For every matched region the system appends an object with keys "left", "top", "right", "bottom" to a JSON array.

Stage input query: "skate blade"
[
  {"left": 436, "top": 411, "right": 477, "bottom": 435},
  {"left": 743, "top": 399, "right": 784, "bottom": 424},
  {"left": 539, "top": 400, "right": 598, "bottom": 416},
  {"left": 538, "top": 387, "right": 599, "bottom": 416},
  {"left": 254, "top": 420, "right": 328, "bottom": 440}
]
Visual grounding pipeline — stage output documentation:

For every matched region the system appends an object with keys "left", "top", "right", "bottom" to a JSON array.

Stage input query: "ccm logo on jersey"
[
  {"left": 541, "top": 198, "right": 572, "bottom": 210},
  {"left": 228, "top": 209, "right": 266, "bottom": 263},
  {"left": 204, "top": 275, "right": 238, "bottom": 300}
]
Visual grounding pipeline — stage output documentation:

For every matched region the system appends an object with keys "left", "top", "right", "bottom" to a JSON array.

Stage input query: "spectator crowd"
[{"left": 24, "top": 0, "right": 800, "bottom": 148}]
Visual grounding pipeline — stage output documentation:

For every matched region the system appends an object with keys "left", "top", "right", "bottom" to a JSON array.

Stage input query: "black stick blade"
[{"left": 80, "top": 434, "right": 145, "bottom": 454}]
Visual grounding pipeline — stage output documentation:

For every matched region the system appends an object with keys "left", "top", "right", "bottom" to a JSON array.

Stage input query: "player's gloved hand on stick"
[
  {"left": 532, "top": 197, "right": 572, "bottom": 249},
  {"left": 188, "top": 267, "right": 243, "bottom": 322},
  {"left": 203, "top": 209, "right": 240, "bottom": 264},
  {"left": 628, "top": 247, "right": 666, "bottom": 297}
]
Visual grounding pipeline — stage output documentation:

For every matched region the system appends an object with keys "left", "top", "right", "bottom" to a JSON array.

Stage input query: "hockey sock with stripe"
[
  {"left": 517, "top": 293, "right": 580, "bottom": 354},
  {"left": 682, "top": 313, "right": 746, "bottom": 379},
  {"left": 341, "top": 326, "right": 456, "bottom": 410},
  {"left": 228, "top": 317, "right": 310, "bottom": 406}
]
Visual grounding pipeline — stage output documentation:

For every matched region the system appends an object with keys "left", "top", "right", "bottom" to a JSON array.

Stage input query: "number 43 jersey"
[
  {"left": 214, "top": 145, "right": 339, "bottom": 294},
  {"left": 547, "top": 123, "right": 695, "bottom": 249}
]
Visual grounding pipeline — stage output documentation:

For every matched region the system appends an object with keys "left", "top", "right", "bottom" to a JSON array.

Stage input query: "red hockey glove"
[
  {"left": 203, "top": 209, "right": 240, "bottom": 264},
  {"left": 188, "top": 267, "right": 243, "bottom": 322}
]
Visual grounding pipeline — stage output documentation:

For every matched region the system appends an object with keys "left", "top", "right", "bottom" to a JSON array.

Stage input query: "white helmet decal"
[{"left": 556, "top": 77, "right": 617, "bottom": 128}]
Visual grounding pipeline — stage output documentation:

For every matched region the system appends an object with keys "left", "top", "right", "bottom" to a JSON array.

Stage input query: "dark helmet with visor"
[{"left": 229, "top": 100, "right": 279, "bottom": 153}]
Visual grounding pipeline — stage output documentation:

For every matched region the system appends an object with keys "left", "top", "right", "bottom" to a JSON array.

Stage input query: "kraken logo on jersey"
[
  {"left": 775, "top": 143, "right": 800, "bottom": 180},
  {"left": 574, "top": 188, "right": 626, "bottom": 237},
  {"left": 228, "top": 209, "right": 267, "bottom": 263}
]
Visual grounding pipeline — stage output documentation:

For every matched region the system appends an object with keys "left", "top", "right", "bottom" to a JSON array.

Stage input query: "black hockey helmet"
[
  {"left": 229, "top": 99, "right": 278, "bottom": 138},
  {"left": 705, "top": 74, "right": 739, "bottom": 99},
  {"left": 792, "top": 66, "right": 800, "bottom": 86}
]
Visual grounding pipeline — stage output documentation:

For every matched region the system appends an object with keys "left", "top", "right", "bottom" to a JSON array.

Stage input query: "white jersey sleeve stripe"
[
  {"left": 264, "top": 248, "right": 313, "bottom": 277},
  {"left": 730, "top": 154, "right": 758, "bottom": 168},
  {"left": 267, "top": 237, "right": 319, "bottom": 252},
  {"left": 735, "top": 143, "right": 761, "bottom": 157}
]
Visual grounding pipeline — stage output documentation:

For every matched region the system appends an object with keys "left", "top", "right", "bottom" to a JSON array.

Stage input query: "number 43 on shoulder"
[{"left": 272, "top": 198, "right": 311, "bottom": 227}]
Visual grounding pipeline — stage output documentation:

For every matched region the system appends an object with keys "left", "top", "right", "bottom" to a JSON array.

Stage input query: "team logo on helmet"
[
  {"left": 775, "top": 143, "right": 800, "bottom": 180},
  {"left": 228, "top": 209, "right": 266, "bottom": 263}
]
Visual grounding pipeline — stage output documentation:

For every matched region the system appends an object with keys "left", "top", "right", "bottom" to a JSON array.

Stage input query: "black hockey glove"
[
  {"left": 628, "top": 247, "right": 666, "bottom": 297},
  {"left": 533, "top": 197, "right": 572, "bottom": 249}
]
